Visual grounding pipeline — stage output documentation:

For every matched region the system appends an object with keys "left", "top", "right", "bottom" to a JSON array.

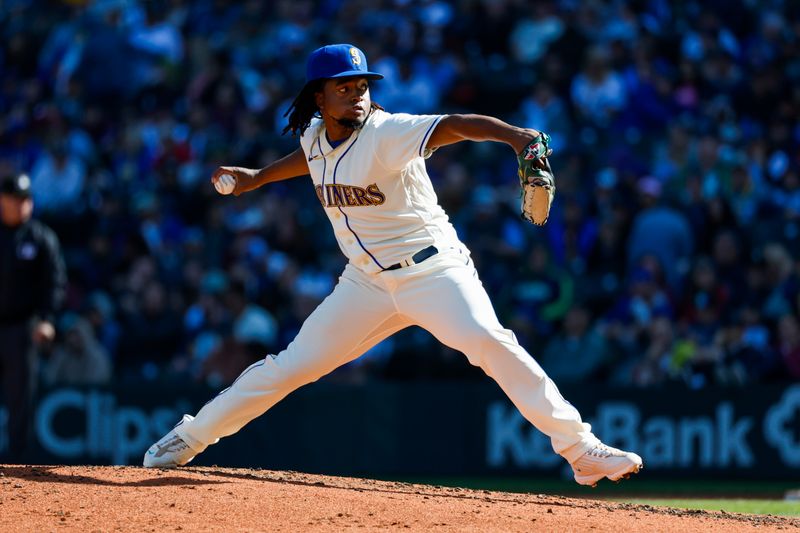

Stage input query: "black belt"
[{"left": 383, "top": 245, "right": 438, "bottom": 271}]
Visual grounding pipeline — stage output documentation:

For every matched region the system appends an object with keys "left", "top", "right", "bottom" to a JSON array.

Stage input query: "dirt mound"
[{"left": 0, "top": 465, "right": 796, "bottom": 532}]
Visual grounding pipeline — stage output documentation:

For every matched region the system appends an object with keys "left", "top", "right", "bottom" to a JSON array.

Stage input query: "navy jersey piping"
[
  {"left": 332, "top": 135, "right": 386, "bottom": 269},
  {"left": 418, "top": 115, "right": 444, "bottom": 157},
  {"left": 318, "top": 136, "right": 326, "bottom": 188},
  {"left": 197, "top": 359, "right": 266, "bottom": 410}
]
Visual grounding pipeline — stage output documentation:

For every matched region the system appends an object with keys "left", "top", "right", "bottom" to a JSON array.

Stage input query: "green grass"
[
  {"left": 384, "top": 476, "right": 800, "bottom": 517},
  {"left": 388, "top": 476, "right": 800, "bottom": 499},
  {"left": 617, "top": 498, "right": 800, "bottom": 517}
]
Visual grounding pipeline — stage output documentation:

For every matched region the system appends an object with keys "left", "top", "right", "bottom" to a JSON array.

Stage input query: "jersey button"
[
  {"left": 347, "top": 239, "right": 354, "bottom": 245},
  {"left": 333, "top": 212, "right": 341, "bottom": 219}
]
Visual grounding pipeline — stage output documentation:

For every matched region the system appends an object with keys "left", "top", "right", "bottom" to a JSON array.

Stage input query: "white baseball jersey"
[{"left": 299, "top": 109, "right": 461, "bottom": 273}]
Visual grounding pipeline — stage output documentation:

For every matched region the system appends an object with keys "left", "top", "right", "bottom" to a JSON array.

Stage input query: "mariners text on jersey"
[
  {"left": 315, "top": 183, "right": 386, "bottom": 207},
  {"left": 300, "top": 109, "right": 460, "bottom": 273}
]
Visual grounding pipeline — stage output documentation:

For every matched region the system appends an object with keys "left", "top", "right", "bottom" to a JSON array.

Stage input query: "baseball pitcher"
[{"left": 144, "top": 44, "right": 642, "bottom": 487}]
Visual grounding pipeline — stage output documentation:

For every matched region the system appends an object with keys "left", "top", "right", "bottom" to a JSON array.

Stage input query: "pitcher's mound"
[{"left": 0, "top": 465, "right": 796, "bottom": 532}]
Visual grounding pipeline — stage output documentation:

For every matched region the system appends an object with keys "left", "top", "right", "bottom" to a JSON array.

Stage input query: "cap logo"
[
  {"left": 18, "top": 175, "right": 30, "bottom": 190},
  {"left": 349, "top": 47, "right": 361, "bottom": 66}
]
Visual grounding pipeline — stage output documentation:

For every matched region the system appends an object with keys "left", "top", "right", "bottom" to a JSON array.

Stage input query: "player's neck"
[{"left": 323, "top": 118, "right": 355, "bottom": 142}]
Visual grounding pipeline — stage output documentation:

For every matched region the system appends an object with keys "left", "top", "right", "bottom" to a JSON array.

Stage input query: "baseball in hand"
[{"left": 214, "top": 173, "right": 236, "bottom": 195}]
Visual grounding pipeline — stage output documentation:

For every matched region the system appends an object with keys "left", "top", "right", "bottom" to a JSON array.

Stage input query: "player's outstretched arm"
[
  {"left": 211, "top": 147, "right": 310, "bottom": 196},
  {"left": 426, "top": 114, "right": 540, "bottom": 155},
  {"left": 429, "top": 114, "right": 555, "bottom": 226}
]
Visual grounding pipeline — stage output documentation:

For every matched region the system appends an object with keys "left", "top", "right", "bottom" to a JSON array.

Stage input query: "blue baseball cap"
[{"left": 306, "top": 44, "right": 383, "bottom": 84}]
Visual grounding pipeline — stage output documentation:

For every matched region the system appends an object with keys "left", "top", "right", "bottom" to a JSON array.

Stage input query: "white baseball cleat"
[
  {"left": 143, "top": 430, "right": 200, "bottom": 468},
  {"left": 570, "top": 443, "right": 643, "bottom": 487}
]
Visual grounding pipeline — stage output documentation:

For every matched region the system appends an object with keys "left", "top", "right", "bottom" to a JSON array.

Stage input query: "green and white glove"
[{"left": 517, "top": 132, "right": 555, "bottom": 226}]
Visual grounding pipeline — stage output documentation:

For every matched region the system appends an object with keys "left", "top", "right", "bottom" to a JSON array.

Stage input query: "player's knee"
[
  {"left": 268, "top": 352, "right": 326, "bottom": 389},
  {"left": 460, "top": 327, "right": 510, "bottom": 367},
  {"left": 462, "top": 328, "right": 499, "bottom": 366}
]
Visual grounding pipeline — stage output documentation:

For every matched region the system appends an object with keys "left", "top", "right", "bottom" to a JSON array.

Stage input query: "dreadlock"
[{"left": 282, "top": 80, "right": 385, "bottom": 137}]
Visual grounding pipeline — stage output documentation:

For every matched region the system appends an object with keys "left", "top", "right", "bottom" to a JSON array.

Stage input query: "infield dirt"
[{"left": 1, "top": 465, "right": 797, "bottom": 532}]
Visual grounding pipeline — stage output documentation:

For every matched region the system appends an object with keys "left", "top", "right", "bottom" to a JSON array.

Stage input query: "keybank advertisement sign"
[
  {"left": 487, "top": 384, "right": 800, "bottom": 474},
  {"left": 1, "top": 383, "right": 799, "bottom": 476},
  {"left": 0, "top": 389, "right": 191, "bottom": 464}
]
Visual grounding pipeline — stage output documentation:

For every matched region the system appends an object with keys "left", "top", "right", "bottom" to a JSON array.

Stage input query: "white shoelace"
[{"left": 587, "top": 443, "right": 618, "bottom": 458}]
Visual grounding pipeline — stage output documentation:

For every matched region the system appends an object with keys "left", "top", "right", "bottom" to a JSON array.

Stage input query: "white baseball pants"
[{"left": 174, "top": 246, "right": 600, "bottom": 463}]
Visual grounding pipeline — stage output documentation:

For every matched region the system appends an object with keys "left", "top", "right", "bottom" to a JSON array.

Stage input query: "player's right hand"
[{"left": 210, "top": 166, "right": 256, "bottom": 196}]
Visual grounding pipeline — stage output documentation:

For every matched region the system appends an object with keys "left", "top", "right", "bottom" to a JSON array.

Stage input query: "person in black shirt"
[{"left": 0, "top": 173, "right": 66, "bottom": 462}]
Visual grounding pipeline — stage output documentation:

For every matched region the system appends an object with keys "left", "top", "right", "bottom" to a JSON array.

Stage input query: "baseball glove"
[{"left": 517, "top": 132, "right": 555, "bottom": 226}]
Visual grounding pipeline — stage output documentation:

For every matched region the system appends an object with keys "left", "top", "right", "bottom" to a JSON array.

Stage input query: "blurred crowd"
[{"left": 1, "top": 0, "right": 799, "bottom": 389}]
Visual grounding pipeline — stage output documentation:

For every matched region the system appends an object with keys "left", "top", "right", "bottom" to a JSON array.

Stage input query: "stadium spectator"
[
  {"left": 627, "top": 176, "right": 693, "bottom": 292},
  {"left": 539, "top": 306, "right": 611, "bottom": 383},
  {"left": 43, "top": 313, "right": 112, "bottom": 386}
]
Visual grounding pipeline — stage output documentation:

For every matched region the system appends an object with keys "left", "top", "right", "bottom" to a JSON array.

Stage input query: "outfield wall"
[{"left": 1, "top": 382, "right": 798, "bottom": 479}]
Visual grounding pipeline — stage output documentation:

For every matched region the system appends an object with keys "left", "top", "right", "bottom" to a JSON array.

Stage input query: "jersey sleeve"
[
  {"left": 374, "top": 113, "right": 445, "bottom": 171},
  {"left": 299, "top": 118, "right": 324, "bottom": 159}
]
